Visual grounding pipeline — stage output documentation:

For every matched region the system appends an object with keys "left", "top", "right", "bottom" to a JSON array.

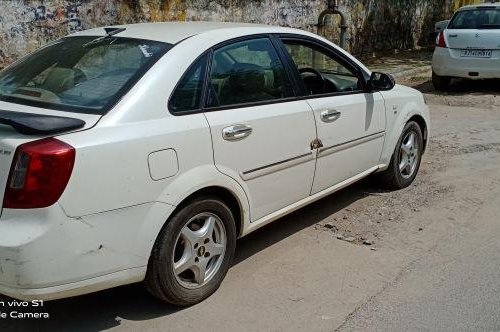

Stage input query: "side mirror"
[
  {"left": 369, "top": 72, "right": 396, "bottom": 91},
  {"left": 435, "top": 20, "right": 450, "bottom": 33}
]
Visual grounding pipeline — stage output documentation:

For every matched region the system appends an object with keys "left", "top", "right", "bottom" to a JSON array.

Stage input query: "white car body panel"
[
  {"left": 378, "top": 85, "right": 430, "bottom": 168},
  {"left": 205, "top": 101, "right": 317, "bottom": 221},
  {"left": 0, "top": 102, "right": 101, "bottom": 212},
  {"left": 432, "top": 3, "right": 500, "bottom": 79},
  {"left": 307, "top": 93, "right": 386, "bottom": 194},
  {"left": 433, "top": 46, "right": 500, "bottom": 79},
  {"left": 58, "top": 113, "right": 213, "bottom": 216},
  {"left": 0, "top": 22, "right": 429, "bottom": 300},
  {"left": 243, "top": 165, "right": 381, "bottom": 237},
  {"left": 0, "top": 202, "right": 173, "bottom": 299}
]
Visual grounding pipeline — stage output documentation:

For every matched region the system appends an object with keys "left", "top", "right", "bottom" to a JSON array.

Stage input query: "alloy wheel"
[
  {"left": 172, "top": 213, "right": 227, "bottom": 289},
  {"left": 398, "top": 131, "right": 420, "bottom": 179}
]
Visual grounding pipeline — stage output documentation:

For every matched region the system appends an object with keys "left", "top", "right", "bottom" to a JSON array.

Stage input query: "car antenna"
[{"left": 83, "top": 27, "right": 126, "bottom": 48}]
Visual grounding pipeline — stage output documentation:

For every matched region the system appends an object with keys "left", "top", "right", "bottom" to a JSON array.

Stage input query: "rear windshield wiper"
[{"left": 83, "top": 27, "right": 126, "bottom": 48}]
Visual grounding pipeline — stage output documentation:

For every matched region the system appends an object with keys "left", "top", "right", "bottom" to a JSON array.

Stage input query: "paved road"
[
  {"left": 338, "top": 80, "right": 500, "bottom": 331},
  {"left": 339, "top": 166, "right": 500, "bottom": 331},
  {"left": 2, "top": 83, "right": 500, "bottom": 331}
]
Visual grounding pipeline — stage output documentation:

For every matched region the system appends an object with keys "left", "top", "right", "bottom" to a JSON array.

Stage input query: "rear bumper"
[
  {"left": 0, "top": 202, "right": 175, "bottom": 300},
  {"left": 432, "top": 47, "right": 500, "bottom": 79},
  {"left": 0, "top": 267, "right": 146, "bottom": 301}
]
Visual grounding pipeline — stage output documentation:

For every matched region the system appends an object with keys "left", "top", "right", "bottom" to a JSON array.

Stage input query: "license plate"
[{"left": 461, "top": 49, "right": 492, "bottom": 58}]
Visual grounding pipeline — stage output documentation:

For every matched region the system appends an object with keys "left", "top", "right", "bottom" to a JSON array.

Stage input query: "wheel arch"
[
  {"left": 379, "top": 97, "right": 430, "bottom": 169},
  {"left": 408, "top": 114, "right": 428, "bottom": 153},
  {"left": 170, "top": 186, "right": 244, "bottom": 238}
]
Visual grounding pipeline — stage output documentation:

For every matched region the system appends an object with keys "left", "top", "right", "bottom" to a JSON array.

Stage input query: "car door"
[
  {"left": 279, "top": 37, "right": 386, "bottom": 194},
  {"left": 202, "top": 37, "right": 317, "bottom": 221}
]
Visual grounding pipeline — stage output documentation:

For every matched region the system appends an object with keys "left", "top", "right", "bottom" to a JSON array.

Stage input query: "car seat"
[{"left": 220, "top": 63, "right": 273, "bottom": 105}]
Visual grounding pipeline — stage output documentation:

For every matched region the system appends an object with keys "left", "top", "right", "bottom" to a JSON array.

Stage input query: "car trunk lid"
[{"left": 446, "top": 29, "right": 500, "bottom": 50}]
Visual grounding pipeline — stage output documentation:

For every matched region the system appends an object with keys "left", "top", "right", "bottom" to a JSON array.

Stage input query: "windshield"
[
  {"left": 449, "top": 8, "right": 500, "bottom": 29},
  {"left": 0, "top": 36, "right": 171, "bottom": 114}
]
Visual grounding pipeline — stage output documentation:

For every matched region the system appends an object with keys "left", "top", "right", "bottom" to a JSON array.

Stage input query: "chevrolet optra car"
[
  {"left": 433, "top": 2, "right": 500, "bottom": 90},
  {"left": 0, "top": 22, "right": 429, "bottom": 305}
]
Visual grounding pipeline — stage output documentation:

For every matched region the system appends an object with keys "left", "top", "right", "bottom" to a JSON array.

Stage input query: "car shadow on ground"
[
  {"left": 1, "top": 178, "right": 390, "bottom": 331},
  {"left": 412, "top": 77, "right": 500, "bottom": 95}
]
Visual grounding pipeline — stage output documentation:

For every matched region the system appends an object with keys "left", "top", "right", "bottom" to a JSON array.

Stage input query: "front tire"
[
  {"left": 432, "top": 72, "right": 451, "bottom": 91},
  {"left": 146, "top": 197, "right": 236, "bottom": 306},
  {"left": 378, "top": 121, "right": 424, "bottom": 189}
]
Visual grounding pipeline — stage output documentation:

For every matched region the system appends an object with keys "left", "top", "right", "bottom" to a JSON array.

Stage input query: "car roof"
[
  {"left": 69, "top": 22, "right": 298, "bottom": 44},
  {"left": 460, "top": 2, "right": 500, "bottom": 10},
  {"left": 68, "top": 21, "right": 371, "bottom": 77}
]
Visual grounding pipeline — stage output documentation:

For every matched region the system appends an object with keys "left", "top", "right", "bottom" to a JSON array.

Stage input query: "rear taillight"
[
  {"left": 436, "top": 31, "right": 447, "bottom": 48},
  {"left": 4, "top": 138, "right": 75, "bottom": 209}
]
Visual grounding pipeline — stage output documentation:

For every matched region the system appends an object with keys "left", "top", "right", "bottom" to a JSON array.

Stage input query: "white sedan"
[
  {"left": 433, "top": 2, "right": 500, "bottom": 90},
  {"left": 0, "top": 22, "right": 429, "bottom": 305}
]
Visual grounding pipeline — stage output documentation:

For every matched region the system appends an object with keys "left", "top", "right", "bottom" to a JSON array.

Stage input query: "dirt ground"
[
  {"left": 315, "top": 71, "right": 500, "bottom": 249},
  {"left": 3, "top": 72, "right": 500, "bottom": 331}
]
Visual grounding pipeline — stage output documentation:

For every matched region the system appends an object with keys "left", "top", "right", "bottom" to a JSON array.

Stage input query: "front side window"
[
  {"left": 449, "top": 8, "right": 500, "bottom": 29},
  {"left": 284, "top": 41, "right": 361, "bottom": 96},
  {"left": 207, "top": 38, "right": 293, "bottom": 107},
  {"left": 0, "top": 37, "right": 170, "bottom": 114}
]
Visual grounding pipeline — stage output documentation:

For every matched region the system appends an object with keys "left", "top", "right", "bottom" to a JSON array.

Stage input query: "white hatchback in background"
[
  {"left": 0, "top": 22, "right": 429, "bottom": 306},
  {"left": 432, "top": 2, "right": 500, "bottom": 90}
]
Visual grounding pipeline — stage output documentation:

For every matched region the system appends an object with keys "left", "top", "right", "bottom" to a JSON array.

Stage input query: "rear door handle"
[
  {"left": 320, "top": 110, "right": 342, "bottom": 123},
  {"left": 222, "top": 124, "right": 253, "bottom": 141}
]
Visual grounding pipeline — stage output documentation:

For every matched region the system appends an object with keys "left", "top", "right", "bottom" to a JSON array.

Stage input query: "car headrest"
[
  {"left": 229, "top": 63, "right": 265, "bottom": 93},
  {"left": 43, "top": 67, "right": 75, "bottom": 93},
  {"left": 477, "top": 13, "right": 490, "bottom": 26}
]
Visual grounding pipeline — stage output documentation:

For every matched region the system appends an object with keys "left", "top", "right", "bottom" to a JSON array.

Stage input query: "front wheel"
[
  {"left": 378, "top": 121, "right": 424, "bottom": 189},
  {"left": 146, "top": 197, "right": 236, "bottom": 306}
]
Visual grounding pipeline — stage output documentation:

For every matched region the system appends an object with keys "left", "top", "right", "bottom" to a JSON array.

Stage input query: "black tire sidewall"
[
  {"left": 432, "top": 72, "right": 450, "bottom": 90},
  {"left": 390, "top": 121, "right": 424, "bottom": 188},
  {"left": 148, "top": 198, "right": 236, "bottom": 306}
]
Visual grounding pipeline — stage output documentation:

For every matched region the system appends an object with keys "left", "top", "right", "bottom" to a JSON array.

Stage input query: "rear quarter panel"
[
  {"left": 56, "top": 34, "right": 252, "bottom": 237},
  {"left": 57, "top": 114, "right": 214, "bottom": 216}
]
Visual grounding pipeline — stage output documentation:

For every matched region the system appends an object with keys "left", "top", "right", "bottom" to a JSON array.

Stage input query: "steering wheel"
[{"left": 299, "top": 67, "right": 326, "bottom": 94}]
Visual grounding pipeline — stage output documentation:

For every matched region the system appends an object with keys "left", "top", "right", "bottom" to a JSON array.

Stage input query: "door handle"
[
  {"left": 321, "top": 110, "right": 342, "bottom": 123},
  {"left": 222, "top": 124, "right": 253, "bottom": 141}
]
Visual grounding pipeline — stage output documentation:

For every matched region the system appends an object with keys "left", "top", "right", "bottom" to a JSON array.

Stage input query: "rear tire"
[
  {"left": 432, "top": 72, "right": 451, "bottom": 91},
  {"left": 146, "top": 197, "right": 236, "bottom": 306},
  {"left": 378, "top": 121, "right": 423, "bottom": 189}
]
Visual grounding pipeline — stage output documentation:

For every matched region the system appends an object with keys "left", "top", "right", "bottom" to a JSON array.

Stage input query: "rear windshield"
[
  {"left": 449, "top": 8, "right": 500, "bottom": 29},
  {"left": 0, "top": 36, "right": 171, "bottom": 114}
]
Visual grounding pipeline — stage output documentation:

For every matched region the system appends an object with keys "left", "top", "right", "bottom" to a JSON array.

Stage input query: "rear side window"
[
  {"left": 449, "top": 8, "right": 500, "bottom": 29},
  {"left": 206, "top": 38, "right": 293, "bottom": 108},
  {"left": 169, "top": 54, "right": 208, "bottom": 114}
]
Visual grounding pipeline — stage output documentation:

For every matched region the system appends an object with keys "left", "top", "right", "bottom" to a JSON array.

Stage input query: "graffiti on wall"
[{"left": 0, "top": 0, "right": 136, "bottom": 69}]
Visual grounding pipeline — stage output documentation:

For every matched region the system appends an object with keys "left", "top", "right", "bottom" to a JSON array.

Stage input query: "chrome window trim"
[
  {"left": 240, "top": 152, "right": 313, "bottom": 181},
  {"left": 240, "top": 131, "right": 385, "bottom": 181}
]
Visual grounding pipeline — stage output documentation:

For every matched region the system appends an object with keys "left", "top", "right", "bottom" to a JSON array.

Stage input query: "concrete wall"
[
  {"left": 452, "top": 0, "right": 482, "bottom": 11},
  {"left": 0, "top": 0, "right": 481, "bottom": 69}
]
